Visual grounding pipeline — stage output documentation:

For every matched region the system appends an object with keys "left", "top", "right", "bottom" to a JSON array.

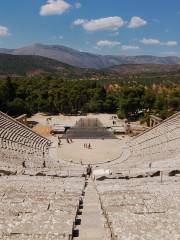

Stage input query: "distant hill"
[
  {"left": 0, "top": 48, "right": 14, "bottom": 54},
  {"left": 106, "top": 64, "right": 180, "bottom": 75},
  {"left": 0, "top": 43, "right": 180, "bottom": 69},
  {"left": 0, "top": 53, "right": 101, "bottom": 78},
  {"left": 1, "top": 53, "right": 180, "bottom": 81}
]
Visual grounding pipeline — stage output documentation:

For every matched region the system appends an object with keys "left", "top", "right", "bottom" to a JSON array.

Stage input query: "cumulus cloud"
[
  {"left": 73, "top": 16, "right": 125, "bottom": 31},
  {"left": 40, "top": 0, "right": 71, "bottom": 16},
  {"left": 73, "top": 18, "right": 86, "bottom": 26},
  {"left": 140, "top": 38, "right": 161, "bottom": 45},
  {"left": 141, "top": 38, "right": 178, "bottom": 47},
  {"left": 121, "top": 45, "right": 140, "bottom": 50},
  {"left": 96, "top": 40, "right": 121, "bottom": 47},
  {"left": 128, "top": 16, "right": 147, "bottom": 28},
  {"left": 164, "top": 41, "right": 177, "bottom": 46},
  {"left": 0, "top": 26, "right": 10, "bottom": 36}
]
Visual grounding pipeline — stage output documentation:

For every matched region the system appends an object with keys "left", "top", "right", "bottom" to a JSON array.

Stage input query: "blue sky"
[{"left": 0, "top": 0, "right": 179, "bottom": 56}]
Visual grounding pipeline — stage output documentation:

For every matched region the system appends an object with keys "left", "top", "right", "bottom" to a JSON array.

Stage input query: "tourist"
[
  {"left": 87, "top": 164, "right": 92, "bottom": 177},
  {"left": 22, "top": 161, "right": 26, "bottom": 168},
  {"left": 43, "top": 160, "right": 46, "bottom": 168},
  {"left": 113, "top": 120, "right": 116, "bottom": 125},
  {"left": 58, "top": 138, "right": 61, "bottom": 145},
  {"left": 149, "top": 162, "right": 152, "bottom": 169}
]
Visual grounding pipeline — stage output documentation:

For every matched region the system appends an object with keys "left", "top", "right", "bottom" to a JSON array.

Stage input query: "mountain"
[
  {"left": 12, "top": 44, "right": 106, "bottom": 69},
  {"left": 1, "top": 53, "right": 180, "bottom": 82},
  {"left": 106, "top": 64, "right": 180, "bottom": 75},
  {"left": 0, "top": 43, "right": 180, "bottom": 69},
  {"left": 0, "top": 48, "right": 14, "bottom": 54},
  {"left": 0, "top": 53, "right": 101, "bottom": 78}
]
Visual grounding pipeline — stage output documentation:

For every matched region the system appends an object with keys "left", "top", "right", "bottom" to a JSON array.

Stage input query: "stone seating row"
[
  {"left": 96, "top": 177, "right": 180, "bottom": 240},
  {"left": 0, "top": 147, "right": 46, "bottom": 170},
  {"left": 0, "top": 111, "right": 50, "bottom": 154},
  {"left": 113, "top": 112, "right": 180, "bottom": 171},
  {"left": 0, "top": 175, "right": 85, "bottom": 240},
  {"left": 0, "top": 147, "right": 86, "bottom": 178}
]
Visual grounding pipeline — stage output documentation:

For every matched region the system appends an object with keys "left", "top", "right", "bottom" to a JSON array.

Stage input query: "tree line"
[{"left": 0, "top": 76, "right": 180, "bottom": 122}]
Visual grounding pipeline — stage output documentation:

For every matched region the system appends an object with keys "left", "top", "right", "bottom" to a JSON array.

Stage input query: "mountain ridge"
[
  {"left": 0, "top": 53, "right": 102, "bottom": 78},
  {"left": 106, "top": 63, "right": 180, "bottom": 75},
  {"left": 0, "top": 43, "right": 180, "bottom": 69},
  {"left": 0, "top": 53, "right": 180, "bottom": 80}
]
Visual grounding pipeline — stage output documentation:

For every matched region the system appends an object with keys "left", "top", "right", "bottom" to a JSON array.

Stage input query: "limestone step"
[{"left": 77, "top": 180, "right": 107, "bottom": 240}]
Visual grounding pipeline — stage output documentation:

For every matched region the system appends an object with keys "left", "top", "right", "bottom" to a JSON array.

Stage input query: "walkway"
[{"left": 76, "top": 179, "right": 109, "bottom": 240}]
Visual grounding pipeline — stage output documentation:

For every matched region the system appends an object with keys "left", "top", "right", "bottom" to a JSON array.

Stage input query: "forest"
[{"left": 1, "top": 76, "right": 180, "bottom": 123}]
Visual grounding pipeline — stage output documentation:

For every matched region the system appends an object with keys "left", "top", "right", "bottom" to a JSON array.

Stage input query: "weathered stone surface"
[
  {"left": 0, "top": 176, "right": 84, "bottom": 239},
  {"left": 96, "top": 177, "right": 180, "bottom": 239}
]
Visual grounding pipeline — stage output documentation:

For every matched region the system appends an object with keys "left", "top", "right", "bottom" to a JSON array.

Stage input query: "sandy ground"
[
  {"left": 28, "top": 113, "right": 132, "bottom": 165},
  {"left": 28, "top": 113, "right": 125, "bottom": 128},
  {"left": 49, "top": 136, "right": 128, "bottom": 165},
  {"left": 32, "top": 124, "right": 52, "bottom": 138}
]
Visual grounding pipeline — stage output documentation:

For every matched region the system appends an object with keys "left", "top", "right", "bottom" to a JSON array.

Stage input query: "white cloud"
[
  {"left": 140, "top": 38, "right": 161, "bottom": 45},
  {"left": 96, "top": 40, "right": 121, "bottom": 47},
  {"left": 121, "top": 45, "right": 140, "bottom": 50},
  {"left": 141, "top": 38, "right": 178, "bottom": 47},
  {"left": 164, "top": 41, "right": 177, "bottom": 46},
  {"left": 128, "top": 16, "right": 147, "bottom": 28},
  {"left": 40, "top": 0, "right": 71, "bottom": 16},
  {"left": 75, "top": 2, "right": 81, "bottom": 9},
  {"left": 0, "top": 26, "right": 10, "bottom": 36},
  {"left": 73, "top": 18, "right": 86, "bottom": 26},
  {"left": 73, "top": 16, "right": 125, "bottom": 31}
]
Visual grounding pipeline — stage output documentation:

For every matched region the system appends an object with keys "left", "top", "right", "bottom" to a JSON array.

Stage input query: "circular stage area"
[
  {"left": 30, "top": 114, "right": 130, "bottom": 165},
  {"left": 52, "top": 138, "right": 127, "bottom": 165},
  {"left": 53, "top": 118, "right": 126, "bottom": 165}
]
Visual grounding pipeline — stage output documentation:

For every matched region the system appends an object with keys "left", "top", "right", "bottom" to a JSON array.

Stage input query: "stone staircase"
[{"left": 74, "top": 179, "right": 110, "bottom": 240}]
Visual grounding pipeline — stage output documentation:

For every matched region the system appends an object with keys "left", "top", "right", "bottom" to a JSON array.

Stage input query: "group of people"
[
  {"left": 84, "top": 143, "right": 92, "bottom": 149},
  {"left": 57, "top": 136, "right": 73, "bottom": 147}
]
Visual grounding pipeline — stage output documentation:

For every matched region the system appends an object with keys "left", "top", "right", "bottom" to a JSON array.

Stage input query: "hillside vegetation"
[
  {"left": 1, "top": 76, "right": 180, "bottom": 122},
  {"left": 1, "top": 53, "right": 180, "bottom": 84},
  {"left": 0, "top": 53, "right": 102, "bottom": 79},
  {"left": 107, "top": 64, "right": 180, "bottom": 75},
  {"left": 1, "top": 52, "right": 180, "bottom": 122}
]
